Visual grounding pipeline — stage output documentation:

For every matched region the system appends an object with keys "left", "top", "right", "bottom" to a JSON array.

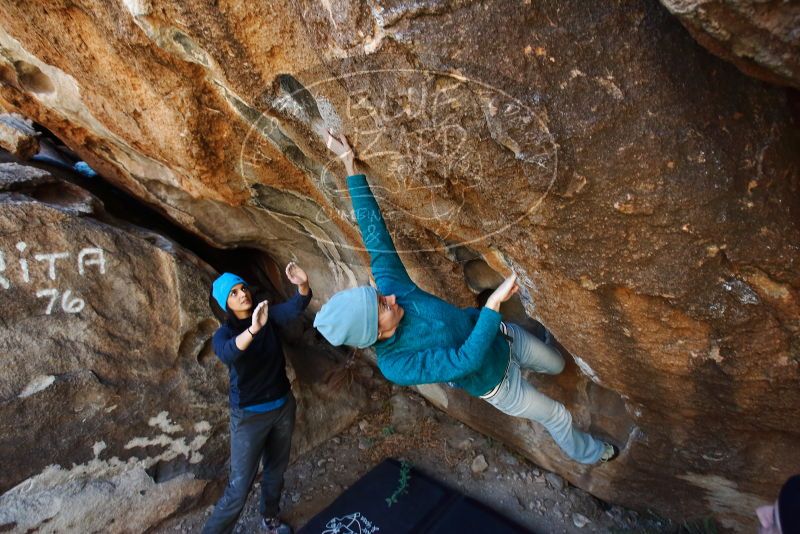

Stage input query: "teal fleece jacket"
[{"left": 348, "top": 174, "right": 510, "bottom": 397}]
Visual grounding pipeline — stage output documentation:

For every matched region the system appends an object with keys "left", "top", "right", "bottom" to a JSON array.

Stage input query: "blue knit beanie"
[
  {"left": 212, "top": 273, "right": 248, "bottom": 312},
  {"left": 314, "top": 286, "right": 378, "bottom": 348}
]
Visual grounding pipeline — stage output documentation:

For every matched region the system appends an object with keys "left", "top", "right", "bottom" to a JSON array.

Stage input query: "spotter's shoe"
[{"left": 261, "top": 516, "right": 293, "bottom": 534}]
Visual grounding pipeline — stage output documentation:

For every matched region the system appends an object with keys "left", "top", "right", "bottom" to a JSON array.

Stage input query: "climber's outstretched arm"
[{"left": 323, "top": 130, "right": 416, "bottom": 294}]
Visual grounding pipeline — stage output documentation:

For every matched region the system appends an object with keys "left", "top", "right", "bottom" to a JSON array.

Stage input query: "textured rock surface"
[
  {"left": 0, "top": 113, "right": 38, "bottom": 159},
  {"left": 0, "top": 163, "right": 366, "bottom": 532},
  {"left": 659, "top": 0, "right": 800, "bottom": 89},
  {"left": 0, "top": 1, "right": 798, "bottom": 531},
  {"left": 0, "top": 163, "right": 228, "bottom": 532}
]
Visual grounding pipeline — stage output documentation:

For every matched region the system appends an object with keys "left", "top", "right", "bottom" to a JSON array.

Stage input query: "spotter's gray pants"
[{"left": 202, "top": 394, "right": 296, "bottom": 534}]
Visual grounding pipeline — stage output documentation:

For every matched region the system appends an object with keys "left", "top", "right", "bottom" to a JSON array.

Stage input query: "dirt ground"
[{"left": 154, "top": 383, "right": 675, "bottom": 534}]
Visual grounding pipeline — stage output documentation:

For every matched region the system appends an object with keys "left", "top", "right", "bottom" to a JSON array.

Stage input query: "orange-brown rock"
[{"left": 0, "top": 1, "right": 797, "bottom": 531}]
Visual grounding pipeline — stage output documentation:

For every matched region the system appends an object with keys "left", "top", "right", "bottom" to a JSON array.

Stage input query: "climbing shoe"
[
  {"left": 600, "top": 443, "right": 619, "bottom": 463},
  {"left": 261, "top": 516, "right": 293, "bottom": 534}
]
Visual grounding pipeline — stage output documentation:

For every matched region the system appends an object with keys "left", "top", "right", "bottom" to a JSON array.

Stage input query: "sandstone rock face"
[
  {"left": 0, "top": 1, "right": 797, "bottom": 531},
  {"left": 0, "top": 163, "right": 228, "bottom": 532},
  {"left": 659, "top": 0, "right": 800, "bottom": 89},
  {"left": 0, "top": 163, "right": 367, "bottom": 532}
]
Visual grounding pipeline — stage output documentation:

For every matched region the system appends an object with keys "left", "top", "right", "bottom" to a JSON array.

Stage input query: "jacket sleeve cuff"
[
  {"left": 479, "top": 306, "right": 502, "bottom": 324},
  {"left": 298, "top": 287, "right": 313, "bottom": 305}
]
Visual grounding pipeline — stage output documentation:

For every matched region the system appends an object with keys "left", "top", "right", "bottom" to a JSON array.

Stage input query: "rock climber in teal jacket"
[{"left": 314, "top": 132, "right": 617, "bottom": 465}]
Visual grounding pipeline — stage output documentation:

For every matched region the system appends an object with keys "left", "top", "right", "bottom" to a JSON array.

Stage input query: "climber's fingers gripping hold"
[{"left": 485, "top": 273, "right": 519, "bottom": 311}]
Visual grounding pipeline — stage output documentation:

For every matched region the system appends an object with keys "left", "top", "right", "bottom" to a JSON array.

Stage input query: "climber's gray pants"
[
  {"left": 483, "top": 323, "right": 605, "bottom": 464},
  {"left": 202, "top": 394, "right": 296, "bottom": 534}
]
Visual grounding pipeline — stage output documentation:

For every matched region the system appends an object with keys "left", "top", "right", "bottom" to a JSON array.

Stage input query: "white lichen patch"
[
  {"left": 194, "top": 421, "right": 211, "bottom": 433},
  {"left": 188, "top": 434, "right": 209, "bottom": 464},
  {"left": 18, "top": 375, "right": 56, "bottom": 398},
  {"left": 148, "top": 411, "right": 182, "bottom": 433},
  {"left": 579, "top": 276, "right": 600, "bottom": 290},
  {"left": 124, "top": 432, "right": 208, "bottom": 465},
  {"left": 92, "top": 441, "right": 107, "bottom": 457},
  {"left": 708, "top": 345, "right": 724, "bottom": 364},
  {"left": 125, "top": 413, "right": 209, "bottom": 465},
  {"left": 125, "top": 434, "right": 174, "bottom": 450}
]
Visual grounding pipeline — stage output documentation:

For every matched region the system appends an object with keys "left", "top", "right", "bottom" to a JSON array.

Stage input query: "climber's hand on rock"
[
  {"left": 485, "top": 273, "right": 519, "bottom": 312},
  {"left": 285, "top": 261, "right": 307, "bottom": 285},
  {"left": 286, "top": 261, "right": 310, "bottom": 295},
  {"left": 338, "top": 133, "right": 356, "bottom": 175},
  {"left": 322, "top": 128, "right": 356, "bottom": 175}
]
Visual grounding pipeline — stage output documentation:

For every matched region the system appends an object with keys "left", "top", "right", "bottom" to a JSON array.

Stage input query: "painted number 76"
[{"left": 36, "top": 288, "right": 86, "bottom": 314}]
